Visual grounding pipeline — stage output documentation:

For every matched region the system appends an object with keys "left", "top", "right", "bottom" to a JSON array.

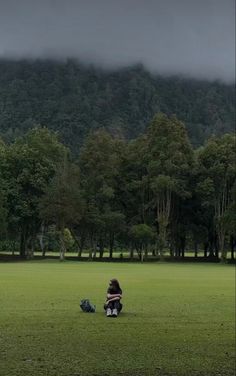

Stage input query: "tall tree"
[
  {"left": 197, "top": 134, "right": 236, "bottom": 262},
  {"left": 3, "top": 128, "right": 67, "bottom": 258},
  {"left": 79, "top": 129, "right": 124, "bottom": 257},
  {"left": 0, "top": 138, "right": 8, "bottom": 238},
  {"left": 118, "top": 136, "right": 150, "bottom": 226},
  {"left": 130, "top": 224, "right": 155, "bottom": 261},
  {"left": 146, "top": 113, "right": 194, "bottom": 258},
  {"left": 39, "top": 161, "right": 83, "bottom": 261}
]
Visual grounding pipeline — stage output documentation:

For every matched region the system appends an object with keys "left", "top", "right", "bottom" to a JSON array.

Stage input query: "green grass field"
[{"left": 0, "top": 261, "right": 235, "bottom": 376}]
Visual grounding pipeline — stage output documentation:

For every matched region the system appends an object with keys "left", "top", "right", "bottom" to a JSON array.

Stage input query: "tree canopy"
[{"left": 0, "top": 113, "right": 235, "bottom": 262}]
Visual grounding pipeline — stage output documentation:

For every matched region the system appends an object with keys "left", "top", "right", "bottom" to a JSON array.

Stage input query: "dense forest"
[
  {"left": 0, "top": 114, "right": 235, "bottom": 262},
  {"left": 0, "top": 59, "right": 235, "bottom": 153}
]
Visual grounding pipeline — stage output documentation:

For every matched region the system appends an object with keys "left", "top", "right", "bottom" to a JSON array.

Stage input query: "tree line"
[{"left": 0, "top": 113, "right": 235, "bottom": 262}]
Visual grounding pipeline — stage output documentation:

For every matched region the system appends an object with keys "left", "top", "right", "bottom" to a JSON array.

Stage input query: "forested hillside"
[{"left": 0, "top": 59, "right": 234, "bottom": 152}]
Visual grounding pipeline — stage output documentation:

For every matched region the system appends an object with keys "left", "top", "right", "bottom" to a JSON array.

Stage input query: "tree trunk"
[
  {"left": 219, "top": 231, "right": 227, "bottom": 262},
  {"left": 20, "top": 227, "right": 28, "bottom": 259},
  {"left": 130, "top": 246, "right": 134, "bottom": 259},
  {"left": 144, "top": 246, "right": 148, "bottom": 261},
  {"left": 109, "top": 232, "right": 114, "bottom": 259},
  {"left": 169, "top": 239, "right": 174, "bottom": 258},
  {"left": 99, "top": 238, "right": 104, "bottom": 259},
  {"left": 158, "top": 224, "right": 166, "bottom": 260},
  {"left": 88, "top": 231, "right": 95, "bottom": 260},
  {"left": 26, "top": 236, "right": 35, "bottom": 260},
  {"left": 109, "top": 244, "right": 113, "bottom": 259},
  {"left": 88, "top": 248, "right": 93, "bottom": 260},
  {"left": 70, "top": 229, "right": 85, "bottom": 259},
  {"left": 194, "top": 241, "right": 198, "bottom": 258},
  {"left": 93, "top": 246, "right": 97, "bottom": 259},
  {"left": 39, "top": 223, "right": 45, "bottom": 258},
  {"left": 230, "top": 236, "right": 235, "bottom": 260},
  {"left": 214, "top": 233, "right": 219, "bottom": 259},
  {"left": 20, "top": 236, "right": 26, "bottom": 258},
  {"left": 203, "top": 242, "right": 208, "bottom": 259},
  {"left": 59, "top": 230, "right": 66, "bottom": 261},
  {"left": 136, "top": 244, "right": 143, "bottom": 262},
  {"left": 174, "top": 243, "right": 181, "bottom": 258},
  {"left": 140, "top": 244, "right": 144, "bottom": 262},
  {"left": 180, "top": 235, "right": 186, "bottom": 258},
  {"left": 156, "top": 191, "right": 171, "bottom": 260},
  {"left": 77, "top": 236, "right": 85, "bottom": 258},
  {"left": 208, "top": 245, "right": 214, "bottom": 258}
]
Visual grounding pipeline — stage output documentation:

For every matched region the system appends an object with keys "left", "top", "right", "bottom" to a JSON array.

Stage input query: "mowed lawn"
[{"left": 0, "top": 262, "right": 235, "bottom": 376}]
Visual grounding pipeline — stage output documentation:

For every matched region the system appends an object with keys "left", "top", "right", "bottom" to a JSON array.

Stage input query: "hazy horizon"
[{"left": 0, "top": 0, "right": 235, "bottom": 82}]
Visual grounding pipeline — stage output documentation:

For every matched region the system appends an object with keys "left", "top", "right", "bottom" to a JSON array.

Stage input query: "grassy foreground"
[{"left": 0, "top": 261, "right": 235, "bottom": 376}]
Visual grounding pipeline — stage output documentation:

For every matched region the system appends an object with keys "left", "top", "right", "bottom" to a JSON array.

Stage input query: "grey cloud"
[{"left": 0, "top": 0, "right": 235, "bottom": 82}]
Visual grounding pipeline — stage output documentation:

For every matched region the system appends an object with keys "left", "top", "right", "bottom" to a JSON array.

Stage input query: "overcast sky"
[{"left": 0, "top": 0, "right": 235, "bottom": 82}]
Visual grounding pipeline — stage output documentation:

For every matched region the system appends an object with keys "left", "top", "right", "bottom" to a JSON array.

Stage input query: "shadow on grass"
[{"left": 79, "top": 310, "right": 137, "bottom": 318}]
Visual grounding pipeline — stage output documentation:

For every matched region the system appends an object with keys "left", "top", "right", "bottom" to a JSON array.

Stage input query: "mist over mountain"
[
  {"left": 0, "top": 59, "right": 234, "bottom": 152},
  {"left": 0, "top": 0, "right": 235, "bottom": 82}
]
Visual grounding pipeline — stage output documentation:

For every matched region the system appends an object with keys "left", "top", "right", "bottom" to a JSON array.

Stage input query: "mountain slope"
[{"left": 0, "top": 59, "right": 234, "bottom": 152}]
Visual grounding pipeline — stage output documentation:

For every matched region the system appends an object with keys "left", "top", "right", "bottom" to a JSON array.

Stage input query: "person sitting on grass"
[{"left": 104, "top": 279, "right": 123, "bottom": 317}]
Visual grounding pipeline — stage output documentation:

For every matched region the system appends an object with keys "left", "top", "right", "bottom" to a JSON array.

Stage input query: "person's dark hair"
[{"left": 110, "top": 278, "right": 121, "bottom": 291}]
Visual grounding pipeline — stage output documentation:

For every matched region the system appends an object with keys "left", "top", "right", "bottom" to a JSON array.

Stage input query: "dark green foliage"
[
  {"left": 196, "top": 134, "right": 236, "bottom": 261},
  {"left": 130, "top": 224, "right": 156, "bottom": 261},
  {"left": 0, "top": 138, "right": 8, "bottom": 236},
  {"left": 0, "top": 59, "right": 234, "bottom": 152},
  {"left": 39, "top": 161, "right": 83, "bottom": 260},
  {"left": 0, "top": 63, "right": 235, "bottom": 262},
  {"left": 1, "top": 128, "right": 68, "bottom": 258}
]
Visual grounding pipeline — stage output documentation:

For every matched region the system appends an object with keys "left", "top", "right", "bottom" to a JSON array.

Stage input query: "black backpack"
[{"left": 80, "top": 299, "right": 96, "bottom": 313}]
